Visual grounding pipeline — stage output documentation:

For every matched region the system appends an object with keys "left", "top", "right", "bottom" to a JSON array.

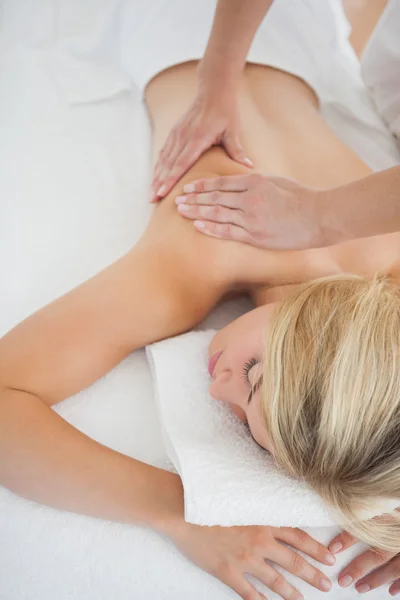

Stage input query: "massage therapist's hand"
[
  {"left": 175, "top": 174, "right": 322, "bottom": 250},
  {"left": 329, "top": 530, "right": 400, "bottom": 595},
  {"left": 168, "top": 520, "right": 335, "bottom": 599},
  {"left": 150, "top": 80, "right": 253, "bottom": 202}
]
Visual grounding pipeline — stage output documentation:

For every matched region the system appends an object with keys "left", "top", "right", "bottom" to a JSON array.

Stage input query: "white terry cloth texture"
[
  {"left": 0, "top": 0, "right": 399, "bottom": 599},
  {"left": 147, "top": 331, "right": 338, "bottom": 529},
  {"left": 361, "top": 0, "right": 400, "bottom": 149},
  {"left": 147, "top": 330, "right": 400, "bottom": 530}
]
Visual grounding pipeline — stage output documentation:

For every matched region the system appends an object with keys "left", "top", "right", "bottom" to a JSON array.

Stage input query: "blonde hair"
[{"left": 261, "top": 273, "right": 400, "bottom": 552}]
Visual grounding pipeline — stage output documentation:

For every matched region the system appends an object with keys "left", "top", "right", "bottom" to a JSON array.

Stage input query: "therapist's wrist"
[
  {"left": 197, "top": 58, "right": 242, "bottom": 95},
  {"left": 317, "top": 187, "right": 357, "bottom": 247}
]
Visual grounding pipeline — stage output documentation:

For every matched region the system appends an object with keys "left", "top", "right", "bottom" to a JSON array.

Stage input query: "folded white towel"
[
  {"left": 147, "top": 330, "right": 336, "bottom": 528},
  {"left": 147, "top": 330, "right": 399, "bottom": 529}
]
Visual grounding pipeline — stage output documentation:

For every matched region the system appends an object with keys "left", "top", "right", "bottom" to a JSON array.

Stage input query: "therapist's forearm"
[
  {"left": 199, "top": 0, "right": 274, "bottom": 84},
  {"left": 0, "top": 388, "right": 184, "bottom": 536},
  {"left": 319, "top": 166, "right": 400, "bottom": 245}
]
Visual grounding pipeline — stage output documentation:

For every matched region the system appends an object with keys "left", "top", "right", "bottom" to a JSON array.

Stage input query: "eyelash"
[{"left": 241, "top": 357, "right": 258, "bottom": 384}]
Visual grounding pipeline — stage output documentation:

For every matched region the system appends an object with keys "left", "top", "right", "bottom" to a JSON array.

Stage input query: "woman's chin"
[{"left": 229, "top": 403, "right": 247, "bottom": 422}]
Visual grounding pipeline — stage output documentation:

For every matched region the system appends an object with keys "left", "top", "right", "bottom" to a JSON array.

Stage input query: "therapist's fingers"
[
  {"left": 156, "top": 138, "right": 213, "bottom": 201},
  {"left": 177, "top": 202, "right": 244, "bottom": 227},
  {"left": 192, "top": 220, "right": 255, "bottom": 244},
  {"left": 183, "top": 173, "right": 262, "bottom": 194},
  {"left": 152, "top": 133, "right": 188, "bottom": 200},
  {"left": 222, "top": 132, "right": 254, "bottom": 168},
  {"left": 176, "top": 190, "right": 243, "bottom": 209},
  {"left": 151, "top": 133, "right": 178, "bottom": 201}
]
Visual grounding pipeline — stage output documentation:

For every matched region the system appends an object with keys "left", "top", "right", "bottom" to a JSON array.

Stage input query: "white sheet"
[
  {"left": 0, "top": 1, "right": 398, "bottom": 599},
  {"left": 0, "top": 5, "right": 259, "bottom": 599}
]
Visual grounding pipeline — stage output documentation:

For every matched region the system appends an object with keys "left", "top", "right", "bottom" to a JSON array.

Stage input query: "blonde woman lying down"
[{"left": 2, "top": 14, "right": 400, "bottom": 600}]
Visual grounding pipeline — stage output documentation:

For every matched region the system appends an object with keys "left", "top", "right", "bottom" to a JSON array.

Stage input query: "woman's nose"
[
  {"left": 209, "top": 379, "right": 247, "bottom": 422},
  {"left": 209, "top": 369, "right": 243, "bottom": 407},
  {"left": 209, "top": 369, "right": 233, "bottom": 403}
]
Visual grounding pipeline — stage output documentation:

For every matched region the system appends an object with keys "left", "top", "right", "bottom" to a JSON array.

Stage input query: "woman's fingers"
[
  {"left": 249, "top": 562, "right": 302, "bottom": 600},
  {"left": 184, "top": 173, "right": 261, "bottom": 194},
  {"left": 278, "top": 528, "right": 335, "bottom": 567},
  {"left": 338, "top": 548, "right": 395, "bottom": 589},
  {"left": 151, "top": 132, "right": 178, "bottom": 200},
  {"left": 218, "top": 568, "right": 270, "bottom": 600},
  {"left": 328, "top": 530, "right": 358, "bottom": 555},
  {"left": 266, "top": 543, "right": 332, "bottom": 593},
  {"left": 353, "top": 555, "right": 400, "bottom": 594},
  {"left": 389, "top": 577, "right": 400, "bottom": 596}
]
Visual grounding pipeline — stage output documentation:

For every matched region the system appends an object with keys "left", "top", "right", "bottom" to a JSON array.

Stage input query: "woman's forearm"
[
  {"left": 200, "top": 0, "right": 274, "bottom": 84},
  {"left": 0, "top": 388, "right": 183, "bottom": 535}
]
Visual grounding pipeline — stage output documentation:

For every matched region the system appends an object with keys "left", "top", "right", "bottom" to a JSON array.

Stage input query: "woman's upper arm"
[{"left": 0, "top": 249, "right": 179, "bottom": 406}]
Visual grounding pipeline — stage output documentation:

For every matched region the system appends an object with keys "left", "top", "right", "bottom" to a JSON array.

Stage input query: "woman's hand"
[
  {"left": 168, "top": 520, "right": 335, "bottom": 599},
  {"left": 175, "top": 174, "right": 323, "bottom": 250},
  {"left": 150, "top": 82, "right": 253, "bottom": 202},
  {"left": 329, "top": 531, "right": 400, "bottom": 595}
]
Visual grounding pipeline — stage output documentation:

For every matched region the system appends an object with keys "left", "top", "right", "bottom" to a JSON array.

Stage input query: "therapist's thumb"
[{"left": 223, "top": 133, "right": 253, "bottom": 168}]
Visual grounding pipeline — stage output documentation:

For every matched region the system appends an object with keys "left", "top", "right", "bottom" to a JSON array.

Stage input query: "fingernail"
[
  {"left": 177, "top": 204, "right": 189, "bottom": 212},
  {"left": 329, "top": 542, "right": 343, "bottom": 553},
  {"left": 175, "top": 195, "right": 187, "bottom": 205},
  {"left": 157, "top": 184, "right": 167, "bottom": 197},
  {"left": 244, "top": 157, "right": 253, "bottom": 167},
  {"left": 184, "top": 183, "right": 195, "bottom": 193},
  {"left": 339, "top": 575, "right": 353, "bottom": 588},
  {"left": 325, "top": 554, "right": 336, "bottom": 565},
  {"left": 357, "top": 584, "right": 371, "bottom": 594},
  {"left": 320, "top": 578, "right": 332, "bottom": 591},
  {"left": 194, "top": 220, "right": 205, "bottom": 229}
]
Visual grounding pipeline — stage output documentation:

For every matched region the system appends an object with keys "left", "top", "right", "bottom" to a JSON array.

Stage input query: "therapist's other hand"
[
  {"left": 329, "top": 529, "right": 400, "bottom": 595},
  {"left": 170, "top": 521, "right": 335, "bottom": 599},
  {"left": 150, "top": 84, "right": 253, "bottom": 203},
  {"left": 175, "top": 174, "right": 322, "bottom": 250}
]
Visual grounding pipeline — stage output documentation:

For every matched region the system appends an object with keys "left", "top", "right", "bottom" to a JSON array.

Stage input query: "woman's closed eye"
[{"left": 241, "top": 357, "right": 262, "bottom": 404}]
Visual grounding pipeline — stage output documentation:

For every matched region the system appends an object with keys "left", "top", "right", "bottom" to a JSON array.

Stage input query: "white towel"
[{"left": 147, "top": 330, "right": 399, "bottom": 528}]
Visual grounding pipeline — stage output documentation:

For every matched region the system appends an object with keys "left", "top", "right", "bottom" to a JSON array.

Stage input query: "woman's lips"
[{"left": 208, "top": 350, "right": 223, "bottom": 377}]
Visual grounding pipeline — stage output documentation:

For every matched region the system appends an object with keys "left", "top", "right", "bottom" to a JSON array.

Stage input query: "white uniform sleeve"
[{"left": 361, "top": 0, "right": 400, "bottom": 146}]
